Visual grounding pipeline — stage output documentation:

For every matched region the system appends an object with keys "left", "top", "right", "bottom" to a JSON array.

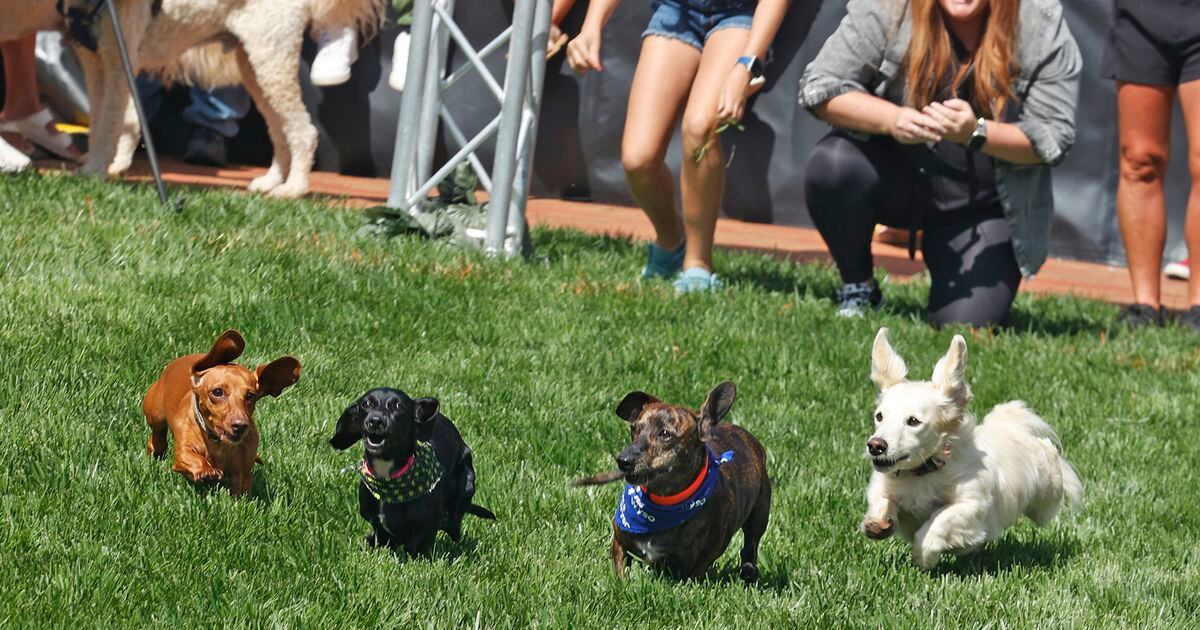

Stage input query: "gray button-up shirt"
[{"left": 798, "top": 0, "right": 1081, "bottom": 277}]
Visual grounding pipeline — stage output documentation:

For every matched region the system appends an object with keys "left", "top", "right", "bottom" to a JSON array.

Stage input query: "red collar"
[
  {"left": 364, "top": 454, "right": 415, "bottom": 479},
  {"left": 643, "top": 455, "right": 708, "bottom": 506}
]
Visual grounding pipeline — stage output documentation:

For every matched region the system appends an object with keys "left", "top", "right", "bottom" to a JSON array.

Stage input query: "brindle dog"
[{"left": 575, "top": 382, "right": 771, "bottom": 583}]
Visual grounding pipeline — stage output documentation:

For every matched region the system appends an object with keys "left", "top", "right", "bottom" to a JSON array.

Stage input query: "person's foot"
[
  {"left": 0, "top": 134, "right": 32, "bottom": 173},
  {"left": 0, "top": 108, "right": 81, "bottom": 161},
  {"left": 673, "top": 267, "right": 723, "bottom": 294},
  {"left": 1118, "top": 303, "right": 1163, "bottom": 328},
  {"left": 1164, "top": 259, "right": 1190, "bottom": 281},
  {"left": 1177, "top": 306, "right": 1200, "bottom": 331},
  {"left": 641, "top": 240, "right": 685, "bottom": 280},
  {"left": 311, "top": 26, "right": 358, "bottom": 87},
  {"left": 835, "top": 280, "right": 883, "bottom": 318},
  {"left": 182, "top": 127, "right": 228, "bottom": 167},
  {"left": 389, "top": 31, "right": 412, "bottom": 92}
]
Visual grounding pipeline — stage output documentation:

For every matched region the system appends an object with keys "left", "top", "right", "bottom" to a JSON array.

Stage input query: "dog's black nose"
[
  {"left": 365, "top": 415, "right": 385, "bottom": 433},
  {"left": 231, "top": 420, "right": 249, "bottom": 436},
  {"left": 616, "top": 452, "right": 636, "bottom": 473},
  {"left": 867, "top": 437, "right": 888, "bottom": 457}
]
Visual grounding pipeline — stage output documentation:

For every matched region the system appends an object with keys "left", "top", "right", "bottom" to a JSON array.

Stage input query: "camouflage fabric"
[
  {"left": 360, "top": 162, "right": 492, "bottom": 251},
  {"left": 393, "top": 0, "right": 414, "bottom": 26},
  {"left": 359, "top": 441, "right": 443, "bottom": 504}
]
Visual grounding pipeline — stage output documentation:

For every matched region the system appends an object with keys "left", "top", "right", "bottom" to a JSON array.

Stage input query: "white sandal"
[
  {"left": 0, "top": 134, "right": 32, "bottom": 173},
  {"left": 0, "top": 108, "right": 79, "bottom": 161}
]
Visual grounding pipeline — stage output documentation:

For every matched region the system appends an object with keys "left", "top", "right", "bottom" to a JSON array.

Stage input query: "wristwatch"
[
  {"left": 736, "top": 55, "right": 764, "bottom": 80},
  {"left": 967, "top": 117, "right": 988, "bottom": 150}
]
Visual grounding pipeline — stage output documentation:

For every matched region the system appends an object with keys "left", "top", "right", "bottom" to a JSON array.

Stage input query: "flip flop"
[
  {"left": 0, "top": 134, "right": 32, "bottom": 173},
  {"left": 0, "top": 108, "right": 80, "bottom": 161}
]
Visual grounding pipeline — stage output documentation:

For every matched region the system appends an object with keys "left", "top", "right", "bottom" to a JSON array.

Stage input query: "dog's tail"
[
  {"left": 466, "top": 503, "right": 496, "bottom": 520},
  {"left": 571, "top": 470, "right": 624, "bottom": 487},
  {"left": 1060, "top": 459, "right": 1084, "bottom": 508},
  {"left": 149, "top": 42, "right": 242, "bottom": 89},
  {"left": 311, "top": 0, "right": 386, "bottom": 42}
]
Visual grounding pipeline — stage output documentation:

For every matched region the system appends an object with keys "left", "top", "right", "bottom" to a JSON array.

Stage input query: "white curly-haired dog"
[
  {"left": 859, "top": 328, "right": 1082, "bottom": 570},
  {"left": 63, "top": 0, "right": 383, "bottom": 198}
]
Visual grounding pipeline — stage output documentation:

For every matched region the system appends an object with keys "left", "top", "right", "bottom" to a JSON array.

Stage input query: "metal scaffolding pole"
[{"left": 385, "top": 0, "right": 550, "bottom": 258}]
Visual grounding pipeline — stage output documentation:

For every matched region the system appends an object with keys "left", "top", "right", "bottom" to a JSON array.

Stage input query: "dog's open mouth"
[
  {"left": 871, "top": 454, "right": 909, "bottom": 472},
  {"left": 364, "top": 433, "right": 387, "bottom": 449}
]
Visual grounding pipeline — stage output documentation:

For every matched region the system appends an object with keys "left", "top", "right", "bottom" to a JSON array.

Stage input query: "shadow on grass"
[{"left": 934, "top": 533, "right": 1081, "bottom": 577}]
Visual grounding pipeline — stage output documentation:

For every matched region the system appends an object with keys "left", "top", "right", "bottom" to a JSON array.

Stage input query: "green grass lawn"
[{"left": 1, "top": 172, "right": 1197, "bottom": 627}]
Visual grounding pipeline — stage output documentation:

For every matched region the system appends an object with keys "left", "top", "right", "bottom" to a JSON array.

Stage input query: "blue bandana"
[{"left": 614, "top": 448, "right": 734, "bottom": 534}]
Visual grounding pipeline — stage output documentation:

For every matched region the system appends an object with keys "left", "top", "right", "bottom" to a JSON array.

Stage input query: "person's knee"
[
  {"left": 804, "top": 136, "right": 871, "bottom": 202},
  {"left": 621, "top": 144, "right": 664, "bottom": 180},
  {"left": 1120, "top": 142, "right": 1169, "bottom": 185},
  {"left": 680, "top": 110, "right": 717, "bottom": 151}
]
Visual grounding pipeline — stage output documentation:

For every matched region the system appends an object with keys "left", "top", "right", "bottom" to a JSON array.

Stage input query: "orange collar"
[{"left": 643, "top": 455, "right": 708, "bottom": 506}]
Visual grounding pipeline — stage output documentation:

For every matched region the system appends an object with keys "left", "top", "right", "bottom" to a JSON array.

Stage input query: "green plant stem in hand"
[{"left": 691, "top": 120, "right": 746, "bottom": 164}]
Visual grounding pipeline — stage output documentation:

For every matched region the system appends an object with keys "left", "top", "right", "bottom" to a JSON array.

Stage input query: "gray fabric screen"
[{"left": 308, "top": 0, "right": 1194, "bottom": 266}]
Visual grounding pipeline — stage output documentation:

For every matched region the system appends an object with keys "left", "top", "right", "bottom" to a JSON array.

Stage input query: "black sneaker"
[
  {"left": 1118, "top": 303, "right": 1163, "bottom": 328},
  {"left": 1178, "top": 306, "right": 1200, "bottom": 332},
  {"left": 835, "top": 280, "right": 884, "bottom": 318},
  {"left": 183, "top": 127, "right": 229, "bottom": 167}
]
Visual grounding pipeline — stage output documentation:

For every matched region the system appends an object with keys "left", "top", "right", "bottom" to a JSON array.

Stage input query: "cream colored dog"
[
  {"left": 859, "top": 328, "right": 1082, "bottom": 570},
  {"left": 66, "top": 0, "right": 382, "bottom": 198}
]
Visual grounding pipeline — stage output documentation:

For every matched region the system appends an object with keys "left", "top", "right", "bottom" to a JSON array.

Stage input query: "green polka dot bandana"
[{"left": 359, "top": 441, "right": 443, "bottom": 504}]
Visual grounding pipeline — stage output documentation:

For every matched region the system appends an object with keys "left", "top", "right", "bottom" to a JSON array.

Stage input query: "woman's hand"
[
  {"left": 566, "top": 30, "right": 603, "bottom": 75},
  {"left": 889, "top": 107, "right": 945, "bottom": 144},
  {"left": 923, "top": 99, "right": 977, "bottom": 144},
  {"left": 715, "top": 65, "right": 753, "bottom": 124}
]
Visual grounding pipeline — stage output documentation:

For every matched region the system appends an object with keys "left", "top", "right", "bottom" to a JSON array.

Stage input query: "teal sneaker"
[
  {"left": 673, "top": 267, "right": 723, "bottom": 294},
  {"left": 641, "top": 241, "right": 685, "bottom": 280}
]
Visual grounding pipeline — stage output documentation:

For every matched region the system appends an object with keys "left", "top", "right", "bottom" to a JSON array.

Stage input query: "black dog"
[{"left": 330, "top": 388, "right": 495, "bottom": 554}]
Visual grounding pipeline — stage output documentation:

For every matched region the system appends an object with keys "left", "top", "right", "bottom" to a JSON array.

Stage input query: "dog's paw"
[
  {"left": 739, "top": 562, "right": 759, "bottom": 584},
  {"left": 266, "top": 182, "right": 308, "bottom": 200},
  {"left": 248, "top": 172, "right": 283, "bottom": 193},
  {"left": 861, "top": 517, "right": 895, "bottom": 540},
  {"left": 913, "top": 552, "right": 941, "bottom": 571},
  {"left": 193, "top": 467, "right": 224, "bottom": 484},
  {"left": 78, "top": 160, "right": 110, "bottom": 178}
]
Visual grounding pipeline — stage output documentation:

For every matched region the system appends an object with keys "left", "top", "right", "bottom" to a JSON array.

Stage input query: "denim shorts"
[{"left": 642, "top": 0, "right": 756, "bottom": 51}]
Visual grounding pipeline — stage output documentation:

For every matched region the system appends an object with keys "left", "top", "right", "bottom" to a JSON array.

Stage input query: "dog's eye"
[
  {"left": 657, "top": 429, "right": 673, "bottom": 441},
  {"left": 362, "top": 399, "right": 375, "bottom": 409},
  {"left": 874, "top": 412, "right": 883, "bottom": 423},
  {"left": 211, "top": 388, "right": 225, "bottom": 399},
  {"left": 906, "top": 416, "right": 921, "bottom": 427},
  {"left": 245, "top": 392, "right": 257, "bottom": 402},
  {"left": 386, "top": 398, "right": 399, "bottom": 411}
]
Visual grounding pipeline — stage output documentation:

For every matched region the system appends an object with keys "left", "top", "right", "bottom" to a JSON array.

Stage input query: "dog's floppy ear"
[
  {"left": 191, "top": 329, "right": 246, "bottom": 384},
  {"left": 699, "top": 381, "right": 736, "bottom": 438},
  {"left": 616, "top": 392, "right": 658, "bottom": 423},
  {"left": 932, "top": 334, "right": 971, "bottom": 409},
  {"left": 414, "top": 397, "right": 439, "bottom": 442},
  {"left": 329, "top": 397, "right": 365, "bottom": 450},
  {"left": 871, "top": 328, "right": 908, "bottom": 391},
  {"left": 256, "top": 357, "right": 301, "bottom": 397}
]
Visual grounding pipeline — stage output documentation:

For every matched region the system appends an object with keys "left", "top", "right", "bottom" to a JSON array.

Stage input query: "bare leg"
[
  {"left": 1177, "top": 79, "right": 1200, "bottom": 305},
  {"left": 1116, "top": 81, "right": 1176, "bottom": 308},
  {"left": 0, "top": 36, "right": 42, "bottom": 120},
  {"left": 621, "top": 36, "right": 701, "bottom": 250},
  {"left": 610, "top": 530, "right": 627, "bottom": 578},
  {"left": 678, "top": 28, "right": 750, "bottom": 272}
]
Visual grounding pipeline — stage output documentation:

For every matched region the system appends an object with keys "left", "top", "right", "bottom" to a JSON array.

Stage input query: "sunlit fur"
[
  {"left": 905, "top": 0, "right": 1018, "bottom": 119},
  {"left": 862, "top": 328, "right": 1083, "bottom": 569}
]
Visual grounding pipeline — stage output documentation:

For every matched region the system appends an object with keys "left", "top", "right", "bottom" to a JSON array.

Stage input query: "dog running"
[
  {"left": 142, "top": 329, "right": 301, "bottom": 496},
  {"left": 575, "top": 381, "right": 771, "bottom": 583},
  {"left": 330, "top": 388, "right": 495, "bottom": 555},
  {"left": 860, "top": 328, "right": 1083, "bottom": 569}
]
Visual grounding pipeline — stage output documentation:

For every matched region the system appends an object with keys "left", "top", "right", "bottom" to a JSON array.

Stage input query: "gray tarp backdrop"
[{"left": 309, "top": 0, "right": 1192, "bottom": 267}]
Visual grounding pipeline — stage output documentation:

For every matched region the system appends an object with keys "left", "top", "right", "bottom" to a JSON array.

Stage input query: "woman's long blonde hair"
[{"left": 905, "top": 0, "right": 1019, "bottom": 119}]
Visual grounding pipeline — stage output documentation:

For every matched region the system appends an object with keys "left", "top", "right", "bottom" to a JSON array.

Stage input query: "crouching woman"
[{"left": 797, "top": 0, "right": 1080, "bottom": 326}]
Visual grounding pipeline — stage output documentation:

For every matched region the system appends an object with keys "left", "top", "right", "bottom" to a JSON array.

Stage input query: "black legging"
[{"left": 805, "top": 132, "right": 1022, "bottom": 327}]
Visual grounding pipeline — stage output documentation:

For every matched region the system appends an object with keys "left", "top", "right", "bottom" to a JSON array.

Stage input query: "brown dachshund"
[{"left": 142, "top": 329, "right": 301, "bottom": 496}]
